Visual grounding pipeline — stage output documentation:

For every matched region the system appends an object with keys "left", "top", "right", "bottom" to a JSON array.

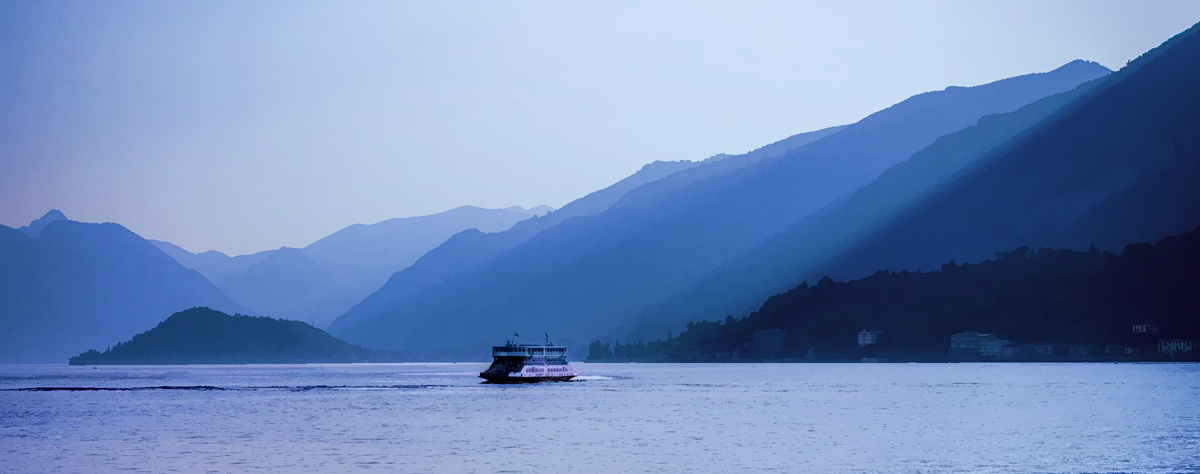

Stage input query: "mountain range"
[
  {"left": 813, "top": 21, "right": 1200, "bottom": 287},
  {"left": 0, "top": 205, "right": 555, "bottom": 362},
  {"left": 328, "top": 125, "right": 848, "bottom": 329},
  {"left": 624, "top": 68, "right": 1110, "bottom": 339},
  {"left": 151, "top": 205, "right": 550, "bottom": 328},
  {"left": 1, "top": 133, "right": 862, "bottom": 363},
  {"left": 630, "top": 21, "right": 1200, "bottom": 352},
  {"left": 0, "top": 215, "right": 246, "bottom": 362},
  {"left": 8, "top": 22, "right": 1198, "bottom": 363},
  {"left": 329, "top": 59, "right": 1112, "bottom": 357}
]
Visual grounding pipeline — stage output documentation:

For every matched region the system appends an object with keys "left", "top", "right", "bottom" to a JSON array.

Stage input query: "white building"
[
  {"left": 980, "top": 337, "right": 1009, "bottom": 358},
  {"left": 950, "top": 331, "right": 1009, "bottom": 359},
  {"left": 1159, "top": 339, "right": 1196, "bottom": 355},
  {"left": 858, "top": 330, "right": 884, "bottom": 347}
]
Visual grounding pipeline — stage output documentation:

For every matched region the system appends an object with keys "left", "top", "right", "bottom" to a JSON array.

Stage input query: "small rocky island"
[{"left": 69, "top": 307, "right": 401, "bottom": 365}]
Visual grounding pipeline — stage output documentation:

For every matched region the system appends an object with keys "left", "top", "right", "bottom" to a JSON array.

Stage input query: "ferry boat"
[{"left": 479, "top": 335, "right": 578, "bottom": 383}]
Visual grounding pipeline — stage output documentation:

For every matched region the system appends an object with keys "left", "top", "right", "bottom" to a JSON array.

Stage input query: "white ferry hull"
[
  {"left": 480, "top": 363, "right": 578, "bottom": 383},
  {"left": 479, "top": 374, "right": 576, "bottom": 383}
]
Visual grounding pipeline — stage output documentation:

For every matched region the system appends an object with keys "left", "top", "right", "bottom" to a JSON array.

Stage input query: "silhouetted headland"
[{"left": 69, "top": 307, "right": 404, "bottom": 365}]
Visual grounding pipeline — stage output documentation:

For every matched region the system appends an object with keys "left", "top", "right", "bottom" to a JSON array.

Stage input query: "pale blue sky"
[{"left": 3, "top": 1, "right": 1198, "bottom": 255}]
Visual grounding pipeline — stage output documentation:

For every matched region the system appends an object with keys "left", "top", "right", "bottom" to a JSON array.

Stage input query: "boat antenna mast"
[{"left": 545, "top": 332, "right": 550, "bottom": 346}]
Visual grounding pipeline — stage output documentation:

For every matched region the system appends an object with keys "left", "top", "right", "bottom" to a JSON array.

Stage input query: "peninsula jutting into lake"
[{"left": 68, "top": 308, "right": 402, "bottom": 365}]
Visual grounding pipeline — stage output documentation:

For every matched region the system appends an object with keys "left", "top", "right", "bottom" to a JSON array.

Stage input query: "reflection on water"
[{"left": 1, "top": 363, "right": 1198, "bottom": 473}]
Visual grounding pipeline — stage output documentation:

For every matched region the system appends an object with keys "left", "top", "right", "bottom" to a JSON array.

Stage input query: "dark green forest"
[
  {"left": 591, "top": 224, "right": 1200, "bottom": 362},
  {"left": 69, "top": 307, "right": 404, "bottom": 365}
]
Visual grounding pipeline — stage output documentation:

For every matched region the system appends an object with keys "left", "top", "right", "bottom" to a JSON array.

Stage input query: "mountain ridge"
[
  {"left": 0, "top": 218, "right": 248, "bottom": 362},
  {"left": 620, "top": 69, "right": 1114, "bottom": 340},
  {"left": 330, "top": 126, "right": 851, "bottom": 329},
  {"left": 330, "top": 60, "right": 1110, "bottom": 357},
  {"left": 812, "top": 21, "right": 1200, "bottom": 287},
  {"left": 152, "top": 205, "right": 545, "bottom": 327},
  {"left": 16, "top": 209, "right": 67, "bottom": 238}
]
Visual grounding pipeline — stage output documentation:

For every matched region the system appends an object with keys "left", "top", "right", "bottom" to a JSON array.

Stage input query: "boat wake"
[{"left": 3, "top": 384, "right": 451, "bottom": 392}]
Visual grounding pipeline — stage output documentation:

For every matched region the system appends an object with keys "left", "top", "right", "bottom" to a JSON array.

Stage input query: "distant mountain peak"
[
  {"left": 1061, "top": 58, "right": 1104, "bottom": 68},
  {"left": 940, "top": 60, "right": 1111, "bottom": 94},
  {"left": 327, "top": 56, "right": 1116, "bottom": 357},
  {"left": 39, "top": 209, "right": 66, "bottom": 221},
  {"left": 265, "top": 246, "right": 312, "bottom": 262},
  {"left": 17, "top": 209, "right": 69, "bottom": 238},
  {"left": 1051, "top": 59, "right": 1113, "bottom": 75},
  {"left": 504, "top": 205, "right": 554, "bottom": 216}
]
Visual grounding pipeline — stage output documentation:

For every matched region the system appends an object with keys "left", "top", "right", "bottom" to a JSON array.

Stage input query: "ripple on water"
[{"left": 0, "top": 363, "right": 1197, "bottom": 473}]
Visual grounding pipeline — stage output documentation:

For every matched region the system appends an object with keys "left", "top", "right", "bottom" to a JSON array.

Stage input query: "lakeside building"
[
  {"left": 751, "top": 330, "right": 786, "bottom": 358},
  {"left": 1032, "top": 342, "right": 1061, "bottom": 356},
  {"left": 950, "top": 332, "right": 1010, "bottom": 359},
  {"left": 1132, "top": 322, "right": 1161, "bottom": 334},
  {"left": 1069, "top": 344, "right": 1095, "bottom": 357},
  {"left": 981, "top": 338, "right": 1009, "bottom": 358},
  {"left": 1159, "top": 339, "right": 1196, "bottom": 355},
  {"left": 858, "top": 330, "right": 884, "bottom": 347},
  {"left": 998, "top": 342, "right": 1060, "bottom": 359},
  {"left": 1001, "top": 343, "right": 1026, "bottom": 359}
]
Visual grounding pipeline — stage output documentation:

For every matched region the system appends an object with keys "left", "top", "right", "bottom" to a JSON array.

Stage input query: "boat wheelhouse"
[{"left": 479, "top": 336, "right": 577, "bottom": 383}]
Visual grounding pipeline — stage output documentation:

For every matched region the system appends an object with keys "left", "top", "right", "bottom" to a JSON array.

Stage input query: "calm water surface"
[{"left": 1, "top": 363, "right": 1198, "bottom": 473}]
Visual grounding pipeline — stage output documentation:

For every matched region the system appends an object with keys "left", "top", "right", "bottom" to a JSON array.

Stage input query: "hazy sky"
[{"left": 3, "top": 1, "right": 1198, "bottom": 255}]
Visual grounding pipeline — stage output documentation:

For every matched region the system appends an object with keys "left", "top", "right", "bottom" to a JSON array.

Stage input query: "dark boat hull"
[{"left": 479, "top": 374, "right": 576, "bottom": 383}]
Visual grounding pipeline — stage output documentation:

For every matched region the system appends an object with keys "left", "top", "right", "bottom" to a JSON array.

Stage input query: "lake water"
[{"left": 1, "top": 363, "right": 1198, "bottom": 473}]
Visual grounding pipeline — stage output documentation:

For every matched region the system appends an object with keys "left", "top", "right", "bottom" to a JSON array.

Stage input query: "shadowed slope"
[
  {"left": 332, "top": 126, "right": 848, "bottom": 321},
  {"left": 331, "top": 61, "right": 1110, "bottom": 357},
  {"left": 0, "top": 219, "right": 246, "bottom": 362},
  {"left": 154, "top": 206, "right": 540, "bottom": 327},
  {"left": 814, "top": 22, "right": 1200, "bottom": 286},
  {"left": 627, "top": 71, "right": 1111, "bottom": 340},
  {"left": 652, "top": 224, "right": 1200, "bottom": 361}
]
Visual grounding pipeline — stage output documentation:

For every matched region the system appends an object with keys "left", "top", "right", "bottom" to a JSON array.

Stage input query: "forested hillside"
[
  {"left": 69, "top": 307, "right": 398, "bottom": 365},
  {"left": 617, "top": 224, "right": 1200, "bottom": 362}
]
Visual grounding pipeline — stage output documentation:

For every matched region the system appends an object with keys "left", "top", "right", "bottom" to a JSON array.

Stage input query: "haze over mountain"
[
  {"left": 627, "top": 24, "right": 1200, "bottom": 344},
  {"left": 330, "top": 61, "right": 1110, "bottom": 358},
  {"left": 626, "top": 66, "right": 1112, "bottom": 339},
  {"left": 149, "top": 241, "right": 275, "bottom": 285},
  {"left": 0, "top": 212, "right": 246, "bottom": 362},
  {"left": 16, "top": 209, "right": 66, "bottom": 238},
  {"left": 7, "top": 2, "right": 1196, "bottom": 260},
  {"left": 813, "top": 22, "right": 1200, "bottom": 289},
  {"left": 345, "top": 125, "right": 848, "bottom": 314},
  {"left": 152, "top": 206, "right": 547, "bottom": 328}
]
